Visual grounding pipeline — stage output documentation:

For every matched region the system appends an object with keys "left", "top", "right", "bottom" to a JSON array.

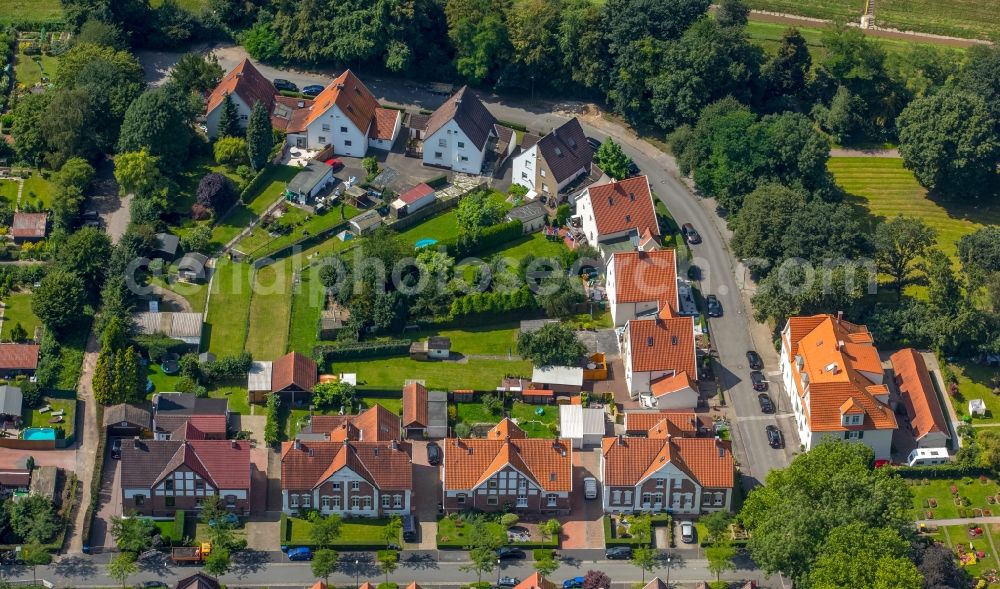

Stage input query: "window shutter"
[
  {"left": 858, "top": 430, "right": 864, "bottom": 439},
  {"left": 844, "top": 431, "right": 849, "bottom": 440}
]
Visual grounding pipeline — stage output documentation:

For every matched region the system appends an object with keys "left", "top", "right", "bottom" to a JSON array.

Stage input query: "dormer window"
[{"left": 841, "top": 412, "right": 863, "bottom": 426}]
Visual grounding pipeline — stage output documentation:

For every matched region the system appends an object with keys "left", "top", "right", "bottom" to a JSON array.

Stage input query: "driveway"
[
  {"left": 561, "top": 447, "right": 604, "bottom": 549},
  {"left": 409, "top": 440, "right": 441, "bottom": 550},
  {"left": 90, "top": 444, "right": 122, "bottom": 550}
]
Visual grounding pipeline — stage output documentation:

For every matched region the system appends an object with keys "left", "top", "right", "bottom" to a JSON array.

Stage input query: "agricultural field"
[
  {"left": 203, "top": 257, "right": 254, "bottom": 356},
  {"left": 746, "top": 0, "right": 861, "bottom": 23},
  {"left": 0, "top": 1, "right": 64, "bottom": 25},
  {"left": 1, "top": 292, "right": 41, "bottom": 341},
  {"left": 829, "top": 157, "right": 1000, "bottom": 262}
]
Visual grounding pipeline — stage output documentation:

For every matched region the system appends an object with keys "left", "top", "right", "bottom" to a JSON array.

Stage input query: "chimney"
[
  {"left": 231, "top": 440, "right": 237, "bottom": 449},
  {"left": 837, "top": 310, "right": 844, "bottom": 322},
  {"left": 716, "top": 436, "right": 725, "bottom": 458},
  {"left": 467, "top": 446, "right": 473, "bottom": 455},
  {"left": 838, "top": 340, "right": 845, "bottom": 350}
]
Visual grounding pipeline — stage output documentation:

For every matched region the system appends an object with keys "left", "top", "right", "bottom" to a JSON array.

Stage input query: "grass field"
[
  {"left": 359, "top": 395, "right": 402, "bottom": 415},
  {"left": 14, "top": 52, "right": 59, "bottom": 88},
  {"left": 204, "top": 258, "right": 253, "bottom": 356},
  {"left": 286, "top": 517, "right": 399, "bottom": 547},
  {"left": 947, "top": 360, "right": 1000, "bottom": 423},
  {"left": 909, "top": 476, "right": 1000, "bottom": 520},
  {"left": 1, "top": 292, "right": 40, "bottom": 342},
  {"left": 405, "top": 322, "right": 521, "bottom": 356},
  {"left": 509, "top": 401, "right": 558, "bottom": 438},
  {"left": 478, "top": 231, "right": 568, "bottom": 262},
  {"left": 244, "top": 260, "right": 296, "bottom": 360},
  {"left": 746, "top": 0, "right": 998, "bottom": 41},
  {"left": 0, "top": 0, "right": 63, "bottom": 24},
  {"left": 334, "top": 356, "right": 532, "bottom": 393},
  {"left": 829, "top": 157, "right": 1000, "bottom": 262},
  {"left": 235, "top": 202, "right": 360, "bottom": 259}
]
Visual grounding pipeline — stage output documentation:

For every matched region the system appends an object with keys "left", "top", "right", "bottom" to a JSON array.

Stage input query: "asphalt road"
[
  {"left": 154, "top": 45, "right": 800, "bottom": 485},
  {"left": 13, "top": 552, "right": 785, "bottom": 588}
]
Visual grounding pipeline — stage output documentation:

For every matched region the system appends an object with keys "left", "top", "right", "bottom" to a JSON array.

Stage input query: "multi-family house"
[
  {"left": 204, "top": 59, "right": 275, "bottom": 138},
  {"left": 422, "top": 87, "right": 498, "bottom": 174},
  {"left": 442, "top": 419, "right": 572, "bottom": 515},
  {"left": 890, "top": 348, "right": 952, "bottom": 449},
  {"left": 606, "top": 249, "right": 678, "bottom": 327},
  {"left": 511, "top": 117, "right": 594, "bottom": 203},
  {"left": 575, "top": 175, "right": 659, "bottom": 258},
  {"left": 119, "top": 439, "right": 252, "bottom": 516},
  {"left": 621, "top": 309, "right": 699, "bottom": 407},
  {"left": 779, "top": 313, "right": 898, "bottom": 459},
  {"left": 279, "top": 438, "right": 412, "bottom": 516},
  {"left": 601, "top": 424, "right": 735, "bottom": 514}
]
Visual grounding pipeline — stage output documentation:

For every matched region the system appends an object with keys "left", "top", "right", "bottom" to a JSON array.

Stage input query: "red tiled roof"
[
  {"left": 0, "top": 344, "right": 40, "bottom": 370},
  {"left": 186, "top": 440, "right": 251, "bottom": 489},
  {"left": 185, "top": 415, "right": 227, "bottom": 438},
  {"left": 602, "top": 435, "right": 733, "bottom": 488},
  {"left": 280, "top": 440, "right": 411, "bottom": 491},
  {"left": 522, "top": 389, "right": 554, "bottom": 397},
  {"left": 11, "top": 212, "right": 47, "bottom": 238},
  {"left": 271, "top": 352, "right": 317, "bottom": 393},
  {"left": 310, "top": 405, "right": 400, "bottom": 442},
  {"left": 891, "top": 348, "right": 949, "bottom": 442},
  {"left": 624, "top": 411, "right": 710, "bottom": 435},
  {"left": 784, "top": 314, "right": 896, "bottom": 432},
  {"left": 513, "top": 573, "right": 556, "bottom": 589},
  {"left": 397, "top": 183, "right": 435, "bottom": 205},
  {"left": 650, "top": 372, "right": 697, "bottom": 398},
  {"left": 303, "top": 70, "right": 379, "bottom": 135},
  {"left": 370, "top": 107, "right": 399, "bottom": 140},
  {"left": 626, "top": 316, "right": 696, "bottom": 376},
  {"left": 444, "top": 427, "right": 572, "bottom": 493},
  {"left": 403, "top": 382, "right": 428, "bottom": 428},
  {"left": 584, "top": 176, "right": 659, "bottom": 238},
  {"left": 206, "top": 59, "right": 275, "bottom": 116},
  {"left": 271, "top": 95, "right": 313, "bottom": 133},
  {"left": 610, "top": 250, "right": 677, "bottom": 310}
]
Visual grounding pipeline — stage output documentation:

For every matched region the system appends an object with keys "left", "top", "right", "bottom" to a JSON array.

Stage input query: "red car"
[{"left": 325, "top": 158, "right": 343, "bottom": 171}]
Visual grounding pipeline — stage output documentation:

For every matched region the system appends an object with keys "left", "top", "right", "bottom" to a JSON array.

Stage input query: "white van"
[{"left": 584, "top": 477, "right": 598, "bottom": 500}]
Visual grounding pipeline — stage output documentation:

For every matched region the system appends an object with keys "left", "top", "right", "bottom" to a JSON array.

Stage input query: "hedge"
[
  {"left": 449, "top": 286, "right": 536, "bottom": 319},
  {"left": 442, "top": 220, "right": 523, "bottom": 258},
  {"left": 603, "top": 514, "right": 672, "bottom": 547},
  {"left": 497, "top": 119, "right": 529, "bottom": 133},
  {"left": 279, "top": 512, "right": 289, "bottom": 547},
  {"left": 315, "top": 340, "right": 412, "bottom": 362},
  {"left": 82, "top": 405, "right": 106, "bottom": 552},
  {"left": 236, "top": 163, "right": 274, "bottom": 205},
  {"left": 174, "top": 510, "right": 187, "bottom": 543},
  {"left": 893, "top": 465, "right": 992, "bottom": 479},
  {"left": 426, "top": 175, "right": 449, "bottom": 189}
]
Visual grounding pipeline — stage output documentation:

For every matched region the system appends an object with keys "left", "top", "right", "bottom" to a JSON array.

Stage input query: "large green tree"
[
  {"left": 32, "top": 270, "right": 87, "bottom": 332},
  {"left": 456, "top": 190, "right": 506, "bottom": 238},
  {"left": 896, "top": 88, "right": 1000, "bottom": 194},
  {"left": 873, "top": 215, "right": 936, "bottom": 301},
  {"left": 114, "top": 150, "right": 164, "bottom": 198},
  {"left": 170, "top": 53, "right": 224, "bottom": 94},
  {"left": 445, "top": 0, "right": 512, "bottom": 84},
  {"left": 216, "top": 94, "right": 242, "bottom": 140},
  {"left": 593, "top": 138, "right": 632, "bottom": 180},
  {"left": 761, "top": 28, "right": 811, "bottom": 101},
  {"left": 246, "top": 101, "right": 273, "bottom": 171},
  {"left": 11, "top": 93, "right": 53, "bottom": 165},
  {"left": 118, "top": 84, "right": 199, "bottom": 171},
  {"left": 958, "top": 45, "right": 1000, "bottom": 131},
  {"left": 740, "top": 441, "right": 912, "bottom": 585},
  {"left": 56, "top": 227, "right": 113, "bottom": 301},
  {"left": 808, "top": 523, "right": 922, "bottom": 589},
  {"left": 108, "top": 552, "right": 138, "bottom": 589},
  {"left": 516, "top": 322, "right": 587, "bottom": 366}
]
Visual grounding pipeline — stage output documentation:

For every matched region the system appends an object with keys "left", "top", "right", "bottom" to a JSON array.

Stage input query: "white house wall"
[
  {"left": 512, "top": 146, "right": 538, "bottom": 191},
  {"left": 423, "top": 120, "right": 487, "bottom": 174},
  {"left": 206, "top": 93, "right": 252, "bottom": 139},
  {"left": 306, "top": 104, "right": 368, "bottom": 157}
]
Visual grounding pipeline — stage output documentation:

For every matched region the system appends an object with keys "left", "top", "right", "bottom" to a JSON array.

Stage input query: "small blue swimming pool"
[
  {"left": 23, "top": 427, "right": 57, "bottom": 441},
  {"left": 415, "top": 238, "right": 438, "bottom": 248}
]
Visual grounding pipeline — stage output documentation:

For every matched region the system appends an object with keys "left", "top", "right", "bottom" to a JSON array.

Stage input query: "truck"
[{"left": 171, "top": 543, "right": 212, "bottom": 565}]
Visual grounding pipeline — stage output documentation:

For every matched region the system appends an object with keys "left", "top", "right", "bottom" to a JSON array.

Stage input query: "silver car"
[{"left": 584, "top": 477, "right": 598, "bottom": 499}]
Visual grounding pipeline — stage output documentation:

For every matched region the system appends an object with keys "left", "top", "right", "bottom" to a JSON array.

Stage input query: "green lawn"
[
  {"left": 478, "top": 231, "right": 568, "bottom": 262},
  {"left": 236, "top": 202, "right": 359, "bottom": 260},
  {"left": 910, "top": 476, "right": 1000, "bottom": 520},
  {"left": 244, "top": 260, "right": 295, "bottom": 360},
  {"left": 948, "top": 360, "right": 1000, "bottom": 423},
  {"left": 358, "top": 395, "right": 403, "bottom": 415},
  {"left": 746, "top": 0, "right": 861, "bottom": 23},
  {"left": 455, "top": 401, "right": 503, "bottom": 426},
  {"left": 509, "top": 401, "right": 558, "bottom": 438},
  {"left": 334, "top": 356, "right": 532, "bottom": 393},
  {"left": 0, "top": 1, "right": 64, "bottom": 24},
  {"left": 54, "top": 322, "right": 89, "bottom": 391},
  {"left": 209, "top": 384, "right": 251, "bottom": 415},
  {"left": 0, "top": 180, "right": 18, "bottom": 205},
  {"left": 830, "top": 157, "right": 1000, "bottom": 262},
  {"left": 20, "top": 390, "right": 76, "bottom": 439},
  {"left": 286, "top": 517, "right": 400, "bottom": 547},
  {"left": 1, "top": 172, "right": 58, "bottom": 212},
  {"left": 397, "top": 209, "right": 463, "bottom": 247},
  {"left": 877, "top": 0, "right": 1000, "bottom": 41},
  {"left": 204, "top": 258, "right": 253, "bottom": 356},
  {"left": 14, "top": 52, "right": 60, "bottom": 88},
  {"left": 287, "top": 268, "right": 327, "bottom": 355},
  {"left": 436, "top": 517, "right": 557, "bottom": 548},
  {"left": 405, "top": 322, "right": 521, "bottom": 357},
  {"left": 2, "top": 292, "right": 40, "bottom": 342},
  {"left": 145, "top": 361, "right": 182, "bottom": 395},
  {"left": 149, "top": 274, "right": 210, "bottom": 314}
]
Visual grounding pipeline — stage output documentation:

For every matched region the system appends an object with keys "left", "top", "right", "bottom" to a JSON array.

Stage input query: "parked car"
[
  {"left": 626, "top": 161, "right": 640, "bottom": 177},
  {"left": 766, "top": 425, "right": 784, "bottom": 449},
  {"left": 583, "top": 476, "right": 598, "bottom": 500},
  {"left": 273, "top": 79, "right": 299, "bottom": 92},
  {"left": 287, "top": 547, "right": 313, "bottom": 561},
  {"left": 327, "top": 158, "right": 344, "bottom": 171},
  {"left": 680, "top": 521, "right": 695, "bottom": 543},
  {"left": 111, "top": 438, "right": 122, "bottom": 459},
  {"left": 706, "top": 294, "right": 723, "bottom": 317},
  {"left": 402, "top": 514, "right": 418, "bottom": 542},
  {"left": 681, "top": 223, "right": 701, "bottom": 244},
  {"left": 757, "top": 393, "right": 774, "bottom": 414},
  {"left": 497, "top": 547, "right": 526, "bottom": 560},
  {"left": 746, "top": 350, "right": 763, "bottom": 370},
  {"left": 208, "top": 513, "right": 239, "bottom": 527},
  {"left": 606, "top": 546, "right": 633, "bottom": 559},
  {"left": 750, "top": 370, "right": 768, "bottom": 392},
  {"left": 427, "top": 442, "right": 442, "bottom": 466},
  {"left": 302, "top": 84, "right": 324, "bottom": 96},
  {"left": 586, "top": 136, "right": 602, "bottom": 150},
  {"left": 498, "top": 577, "right": 520, "bottom": 588},
  {"left": 563, "top": 577, "right": 585, "bottom": 589}
]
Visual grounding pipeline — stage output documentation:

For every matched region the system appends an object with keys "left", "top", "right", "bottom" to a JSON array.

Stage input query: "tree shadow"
[
  {"left": 402, "top": 552, "right": 439, "bottom": 570},
  {"left": 231, "top": 549, "right": 271, "bottom": 576},
  {"left": 52, "top": 555, "right": 97, "bottom": 578}
]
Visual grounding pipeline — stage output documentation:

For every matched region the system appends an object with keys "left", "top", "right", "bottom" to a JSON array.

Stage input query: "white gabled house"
[
  {"left": 621, "top": 309, "right": 699, "bottom": 407},
  {"left": 422, "top": 86, "right": 498, "bottom": 174},
  {"left": 204, "top": 59, "right": 275, "bottom": 139}
]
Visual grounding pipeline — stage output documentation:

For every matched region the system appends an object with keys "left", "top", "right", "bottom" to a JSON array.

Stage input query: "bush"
[
  {"left": 174, "top": 510, "right": 186, "bottom": 544},
  {"left": 214, "top": 136, "right": 248, "bottom": 169},
  {"left": 443, "top": 220, "right": 523, "bottom": 258},
  {"left": 264, "top": 393, "right": 280, "bottom": 445},
  {"left": 500, "top": 514, "right": 519, "bottom": 528},
  {"left": 315, "top": 340, "right": 411, "bottom": 362},
  {"left": 454, "top": 422, "right": 471, "bottom": 437},
  {"left": 20, "top": 381, "right": 43, "bottom": 409},
  {"left": 449, "top": 286, "right": 536, "bottom": 319},
  {"left": 197, "top": 172, "right": 238, "bottom": 213}
]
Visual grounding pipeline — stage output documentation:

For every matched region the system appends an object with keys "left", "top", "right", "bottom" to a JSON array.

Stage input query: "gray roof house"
[
  {"left": 287, "top": 160, "right": 335, "bottom": 201},
  {"left": 506, "top": 201, "right": 547, "bottom": 234},
  {"left": 154, "top": 233, "right": 180, "bottom": 258},
  {"left": 0, "top": 385, "right": 23, "bottom": 423},
  {"left": 134, "top": 312, "right": 204, "bottom": 346}
]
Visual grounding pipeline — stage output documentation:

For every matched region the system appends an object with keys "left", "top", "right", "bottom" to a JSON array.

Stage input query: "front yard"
[
  {"left": 436, "top": 515, "right": 557, "bottom": 549},
  {"left": 283, "top": 516, "right": 400, "bottom": 548},
  {"left": 911, "top": 476, "right": 1000, "bottom": 521}
]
